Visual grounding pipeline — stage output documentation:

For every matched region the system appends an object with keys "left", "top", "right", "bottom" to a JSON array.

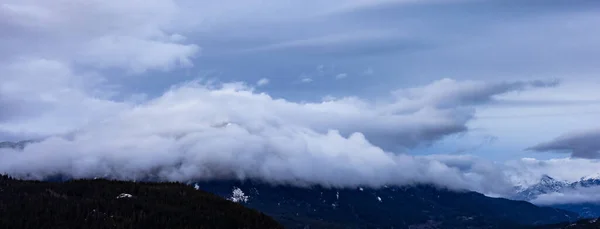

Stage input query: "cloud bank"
[
  {"left": 528, "top": 128, "right": 600, "bottom": 159},
  {"left": 532, "top": 186, "right": 600, "bottom": 205},
  {"left": 0, "top": 78, "right": 556, "bottom": 195}
]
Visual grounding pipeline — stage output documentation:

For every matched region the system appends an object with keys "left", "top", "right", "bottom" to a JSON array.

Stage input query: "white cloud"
[
  {"left": 256, "top": 78, "right": 270, "bottom": 86},
  {"left": 301, "top": 77, "right": 313, "bottom": 83},
  {"left": 81, "top": 35, "right": 199, "bottom": 73},
  {"left": 531, "top": 186, "right": 600, "bottom": 205},
  {"left": 0, "top": 79, "right": 558, "bottom": 196},
  {"left": 0, "top": 0, "right": 199, "bottom": 72},
  {"left": 505, "top": 157, "right": 600, "bottom": 185},
  {"left": 390, "top": 78, "right": 559, "bottom": 111},
  {"left": 0, "top": 0, "right": 200, "bottom": 138},
  {"left": 0, "top": 58, "right": 129, "bottom": 136}
]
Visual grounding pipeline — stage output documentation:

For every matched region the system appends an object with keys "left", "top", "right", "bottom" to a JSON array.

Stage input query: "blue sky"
[{"left": 1, "top": 0, "right": 600, "bottom": 199}]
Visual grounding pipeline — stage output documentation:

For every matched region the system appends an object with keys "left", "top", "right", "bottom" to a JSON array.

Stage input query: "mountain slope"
[
  {"left": 0, "top": 175, "right": 283, "bottom": 229},
  {"left": 572, "top": 174, "right": 600, "bottom": 188},
  {"left": 195, "top": 180, "right": 578, "bottom": 229},
  {"left": 516, "top": 175, "right": 570, "bottom": 201},
  {"left": 535, "top": 218, "right": 600, "bottom": 229},
  {"left": 516, "top": 175, "right": 600, "bottom": 218}
]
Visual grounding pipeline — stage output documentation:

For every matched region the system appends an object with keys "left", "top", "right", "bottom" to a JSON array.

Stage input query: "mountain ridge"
[
  {"left": 0, "top": 175, "right": 284, "bottom": 229},
  {"left": 193, "top": 179, "right": 578, "bottom": 229},
  {"left": 515, "top": 174, "right": 600, "bottom": 218}
]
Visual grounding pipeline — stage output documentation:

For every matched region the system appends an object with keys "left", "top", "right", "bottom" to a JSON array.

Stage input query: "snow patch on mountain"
[
  {"left": 515, "top": 175, "right": 569, "bottom": 200},
  {"left": 229, "top": 187, "right": 249, "bottom": 203},
  {"left": 116, "top": 193, "right": 133, "bottom": 199}
]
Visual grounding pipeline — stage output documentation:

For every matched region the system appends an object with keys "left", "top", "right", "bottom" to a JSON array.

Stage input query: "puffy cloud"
[
  {"left": 0, "top": 0, "right": 199, "bottom": 138},
  {"left": 0, "top": 78, "right": 556, "bottom": 195},
  {"left": 0, "top": 0, "right": 199, "bottom": 72},
  {"left": 528, "top": 128, "right": 600, "bottom": 159},
  {"left": 531, "top": 186, "right": 600, "bottom": 205}
]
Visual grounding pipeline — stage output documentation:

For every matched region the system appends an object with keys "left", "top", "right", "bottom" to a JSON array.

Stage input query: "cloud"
[
  {"left": 80, "top": 35, "right": 199, "bottom": 73},
  {"left": 256, "top": 78, "right": 270, "bottom": 86},
  {"left": 0, "top": 0, "right": 199, "bottom": 138},
  {"left": 300, "top": 77, "right": 313, "bottom": 83},
  {"left": 504, "top": 157, "right": 600, "bottom": 186},
  {"left": 528, "top": 128, "right": 600, "bottom": 159},
  {"left": 531, "top": 186, "right": 600, "bottom": 205},
  {"left": 0, "top": 0, "right": 199, "bottom": 72},
  {"left": 391, "top": 78, "right": 559, "bottom": 110},
  {"left": 241, "top": 30, "right": 427, "bottom": 56},
  {"left": 335, "top": 73, "right": 348, "bottom": 79},
  {"left": 0, "top": 78, "right": 557, "bottom": 195},
  {"left": 0, "top": 58, "right": 129, "bottom": 136}
]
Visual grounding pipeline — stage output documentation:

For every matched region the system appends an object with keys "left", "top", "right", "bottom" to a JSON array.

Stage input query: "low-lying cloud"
[
  {"left": 0, "top": 78, "right": 556, "bottom": 196},
  {"left": 531, "top": 186, "right": 600, "bottom": 205}
]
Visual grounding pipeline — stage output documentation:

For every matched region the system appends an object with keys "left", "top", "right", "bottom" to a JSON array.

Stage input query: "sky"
[{"left": 1, "top": 0, "right": 600, "bottom": 203}]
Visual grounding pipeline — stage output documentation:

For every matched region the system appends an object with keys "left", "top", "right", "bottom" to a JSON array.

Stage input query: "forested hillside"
[
  {"left": 0, "top": 175, "right": 283, "bottom": 229},
  {"left": 535, "top": 218, "right": 600, "bottom": 229}
]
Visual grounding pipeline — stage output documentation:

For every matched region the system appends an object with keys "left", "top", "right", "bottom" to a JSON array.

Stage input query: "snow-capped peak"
[
  {"left": 537, "top": 174, "right": 569, "bottom": 188},
  {"left": 539, "top": 175, "right": 559, "bottom": 184},
  {"left": 580, "top": 173, "right": 600, "bottom": 181},
  {"left": 514, "top": 175, "right": 569, "bottom": 201}
]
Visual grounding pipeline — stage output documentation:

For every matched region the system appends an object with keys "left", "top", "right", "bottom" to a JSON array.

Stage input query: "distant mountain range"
[
  {"left": 1, "top": 174, "right": 593, "bottom": 229},
  {"left": 194, "top": 180, "right": 577, "bottom": 229},
  {"left": 515, "top": 174, "right": 600, "bottom": 218},
  {"left": 1, "top": 140, "right": 596, "bottom": 228},
  {"left": 535, "top": 217, "right": 600, "bottom": 229}
]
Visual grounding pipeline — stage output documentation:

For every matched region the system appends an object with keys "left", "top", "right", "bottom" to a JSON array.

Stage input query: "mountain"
[
  {"left": 550, "top": 204, "right": 600, "bottom": 219},
  {"left": 535, "top": 218, "right": 600, "bottom": 229},
  {"left": 0, "top": 175, "right": 283, "bottom": 229},
  {"left": 194, "top": 180, "right": 577, "bottom": 229},
  {"left": 516, "top": 175, "right": 570, "bottom": 201},
  {"left": 516, "top": 175, "right": 600, "bottom": 218},
  {"left": 572, "top": 174, "right": 600, "bottom": 188}
]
